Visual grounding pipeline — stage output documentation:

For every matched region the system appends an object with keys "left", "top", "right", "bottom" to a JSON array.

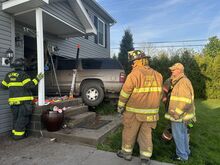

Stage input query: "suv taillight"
[{"left": 119, "top": 72, "right": 126, "bottom": 83}]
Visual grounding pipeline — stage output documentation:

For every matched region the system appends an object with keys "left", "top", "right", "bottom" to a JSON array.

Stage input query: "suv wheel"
[{"left": 81, "top": 81, "right": 104, "bottom": 106}]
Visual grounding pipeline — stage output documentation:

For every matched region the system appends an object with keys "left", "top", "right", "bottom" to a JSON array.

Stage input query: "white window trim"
[{"left": 97, "top": 18, "right": 105, "bottom": 47}]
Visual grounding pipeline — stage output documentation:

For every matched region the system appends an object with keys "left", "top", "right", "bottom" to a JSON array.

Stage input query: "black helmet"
[
  {"left": 128, "top": 50, "right": 150, "bottom": 61},
  {"left": 11, "top": 58, "right": 24, "bottom": 69}
]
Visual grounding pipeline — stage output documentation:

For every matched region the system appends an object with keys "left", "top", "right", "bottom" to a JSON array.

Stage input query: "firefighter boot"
[
  {"left": 12, "top": 134, "right": 25, "bottom": 140},
  {"left": 116, "top": 150, "right": 132, "bottom": 161},
  {"left": 141, "top": 158, "right": 151, "bottom": 165}
]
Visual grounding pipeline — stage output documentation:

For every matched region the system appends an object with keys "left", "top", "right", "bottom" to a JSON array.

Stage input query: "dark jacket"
[{"left": 1, "top": 69, "right": 39, "bottom": 105}]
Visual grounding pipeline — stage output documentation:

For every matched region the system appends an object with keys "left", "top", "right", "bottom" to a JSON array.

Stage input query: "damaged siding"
[{"left": 0, "top": 1, "right": 13, "bottom": 134}]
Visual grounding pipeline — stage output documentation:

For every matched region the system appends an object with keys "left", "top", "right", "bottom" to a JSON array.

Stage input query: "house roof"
[
  {"left": 82, "top": 0, "right": 116, "bottom": 25},
  {"left": 2, "top": 0, "right": 116, "bottom": 36}
]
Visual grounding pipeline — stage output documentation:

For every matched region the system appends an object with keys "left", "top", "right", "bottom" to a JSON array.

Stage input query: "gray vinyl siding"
[
  {"left": 45, "top": 35, "right": 110, "bottom": 59},
  {"left": 78, "top": 2, "right": 110, "bottom": 58},
  {"left": 0, "top": 1, "right": 13, "bottom": 134},
  {"left": 14, "top": 24, "right": 110, "bottom": 59},
  {"left": 43, "top": 1, "right": 111, "bottom": 58},
  {"left": 42, "top": 1, "right": 85, "bottom": 33}
]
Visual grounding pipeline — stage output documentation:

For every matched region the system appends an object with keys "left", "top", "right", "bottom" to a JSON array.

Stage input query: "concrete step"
[
  {"left": 38, "top": 115, "right": 122, "bottom": 146},
  {"left": 65, "top": 112, "right": 96, "bottom": 128},
  {"left": 64, "top": 105, "right": 88, "bottom": 117}
]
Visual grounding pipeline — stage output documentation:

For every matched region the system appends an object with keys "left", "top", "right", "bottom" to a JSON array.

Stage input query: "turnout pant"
[
  {"left": 121, "top": 111, "right": 157, "bottom": 159},
  {"left": 11, "top": 101, "right": 33, "bottom": 138}
]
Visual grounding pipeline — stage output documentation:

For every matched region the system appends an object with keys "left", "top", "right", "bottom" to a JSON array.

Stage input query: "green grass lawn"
[{"left": 97, "top": 99, "right": 220, "bottom": 165}]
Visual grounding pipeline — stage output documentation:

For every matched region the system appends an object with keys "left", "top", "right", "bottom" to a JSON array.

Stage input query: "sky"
[{"left": 96, "top": 0, "right": 220, "bottom": 56}]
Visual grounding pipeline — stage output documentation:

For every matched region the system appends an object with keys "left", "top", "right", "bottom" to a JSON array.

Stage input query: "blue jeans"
[{"left": 171, "top": 122, "right": 190, "bottom": 160}]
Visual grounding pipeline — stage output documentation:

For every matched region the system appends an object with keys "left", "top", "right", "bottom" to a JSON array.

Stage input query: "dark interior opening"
[{"left": 24, "top": 35, "right": 37, "bottom": 71}]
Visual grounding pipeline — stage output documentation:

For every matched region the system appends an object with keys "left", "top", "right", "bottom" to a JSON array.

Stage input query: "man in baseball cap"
[
  {"left": 169, "top": 63, "right": 184, "bottom": 71},
  {"left": 164, "top": 62, "right": 196, "bottom": 162}
]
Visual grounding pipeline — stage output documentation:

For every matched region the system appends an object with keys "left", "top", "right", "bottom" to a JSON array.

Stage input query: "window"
[
  {"left": 82, "top": 59, "right": 123, "bottom": 69},
  {"left": 94, "top": 16, "right": 106, "bottom": 47},
  {"left": 98, "top": 19, "right": 105, "bottom": 46},
  {"left": 56, "top": 57, "right": 77, "bottom": 70}
]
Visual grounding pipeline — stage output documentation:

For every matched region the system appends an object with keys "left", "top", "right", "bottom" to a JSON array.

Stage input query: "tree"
[
  {"left": 118, "top": 29, "right": 134, "bottom": 74},
  {"left": 203, "top": 36, "right": 220, "bottom": 58},
  {"left": 112, "top": 53, "right": 117, "bottom": 60},
  {"left": 195, "top": 36, "right": 220, "bottom": 98},
  {"left": 151, "top": 52, "right": 171, "bottom": 80}
]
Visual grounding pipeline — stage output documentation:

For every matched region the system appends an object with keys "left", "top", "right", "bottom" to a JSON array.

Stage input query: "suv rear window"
[
  {"left": 57, "top": 59, "right": 77, "bottom": 70},
  {"left": 82, "top": 58, "right": 123, "bottom": 69}
]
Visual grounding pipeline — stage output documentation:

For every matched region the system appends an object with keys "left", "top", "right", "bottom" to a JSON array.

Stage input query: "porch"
[
  {"left": 2, "top": 0, "right": 96, "bottom": 105},
  {"left": 30, "top": 97, "right": 121, "bottom": 146}
]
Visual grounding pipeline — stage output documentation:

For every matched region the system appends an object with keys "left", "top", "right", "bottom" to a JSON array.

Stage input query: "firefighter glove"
[
  {"left": 36, "top": 72, "right": 44, "bottom": 81},
  {"left": 117, "top": 106, "right": 125, "bottom": 114}
]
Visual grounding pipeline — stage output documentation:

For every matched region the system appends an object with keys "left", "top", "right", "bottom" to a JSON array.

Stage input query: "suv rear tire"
[{"left": 81, "top": 81, "right": 104, "bottom": 106}]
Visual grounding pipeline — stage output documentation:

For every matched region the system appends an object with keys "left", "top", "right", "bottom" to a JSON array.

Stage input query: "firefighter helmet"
[
  {"left": 128, "top": 50, "right": 149, "bottom": 61},
  {"left": 11, "top": 58, "right": 24, "bottom": 69}
]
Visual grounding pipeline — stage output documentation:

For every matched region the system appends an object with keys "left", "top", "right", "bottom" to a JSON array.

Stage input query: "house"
[{"left": 0, "top": 0, "right": 116, "bottom": 134}]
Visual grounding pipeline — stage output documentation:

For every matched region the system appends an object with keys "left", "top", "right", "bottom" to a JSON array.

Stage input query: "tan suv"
[{"left": 44, "top": 56, "right": 125, "bottom": 106}]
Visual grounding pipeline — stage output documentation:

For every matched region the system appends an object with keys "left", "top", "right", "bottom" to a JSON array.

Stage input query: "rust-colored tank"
[{"left": 42, "top": 111, "right": 64, "bottom": 132}]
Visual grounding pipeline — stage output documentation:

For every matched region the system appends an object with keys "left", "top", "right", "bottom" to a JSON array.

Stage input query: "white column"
[{"left": 36, "top": 8, "right": 45, "bottom": 106}]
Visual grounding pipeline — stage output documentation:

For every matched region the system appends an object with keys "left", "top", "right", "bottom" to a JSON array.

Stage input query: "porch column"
[{"left": 36, "top": 8, "right": 45, "bottom": 106}]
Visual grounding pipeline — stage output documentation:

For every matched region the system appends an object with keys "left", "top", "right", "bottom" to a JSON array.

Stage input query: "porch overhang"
[
  {"left": 14, "top": 10, "right": 85, "bottom": 37},
  {"left": 68, "top": 0, "right": 97, "bottom": 35},
  {"left": 2, "top": 0, "right": 49, "bottom": 14}
]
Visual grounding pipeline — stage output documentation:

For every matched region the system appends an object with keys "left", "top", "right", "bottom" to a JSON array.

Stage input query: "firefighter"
[
  {"left": 1, "top": 58, "right": 44, "bottom": 140},
  {"left": 116, "top": 50, "right": 163, "bottom": 165},
  {"left": 164, "top": 63, "right": 196, "bottom": 161}
]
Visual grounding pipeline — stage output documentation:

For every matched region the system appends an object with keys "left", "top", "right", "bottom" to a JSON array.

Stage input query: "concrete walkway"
[{"left": 0, "top": 136, "right": 173, "bottom": 165}]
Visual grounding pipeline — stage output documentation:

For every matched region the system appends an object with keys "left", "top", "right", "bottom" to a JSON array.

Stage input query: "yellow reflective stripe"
[
  {"left": 32, "top": 79, "right": 38, "bottom": 85},
  {"left": 140, "top": 151, "right": 152, "bottom": 158},
  {"left": 146, "top": 115, "right": 157, "bottom": 122},
  {"left": 122, "top": 147, "right": 133, "bottom": 153},
  {"left": 165, "top": 113, "right": 195, "bottom": 122},
  {"left": 9, "top": 101, "right": 20, "bottom": 105},
  {"left": 175, "top": 108, "right": 184, "bottom": 115},
  {"left": 12, "top": 130, "right": 15, "bottom": 134},
  {"left": 9, "top": 96, "right": 34, "bottom": 102},
  {"left": 165, "top": 113, "right": 182, "bottom": 122},
  {"left": 126, "top": 107, "right": 159, "bottom": 114},
  {"left": 120, "top": 90, "right": 130, "bottom": 98},
  {"left": 2, "top": 80, "right": 8, "bottom": 87},
  {"left": 118, "top": 100, "right": 125, "bottom": 107},
  {"left": 8, "top": 82, "right": 23, "bottom": 87},
  {"left": 170, "top": 96, "right": 191, "bottom": 103},
  {"left": 22, "top": 78, "right": 31, "bottom": 85},
  {"left": 133, "top": 87, "right": 162, "bottom": 93},
  {"left": 183, "top": 113, "right": 195, "bottom": 120},
  {"left": 13, "top": 130, "right": 25, "bottom": 136}
]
